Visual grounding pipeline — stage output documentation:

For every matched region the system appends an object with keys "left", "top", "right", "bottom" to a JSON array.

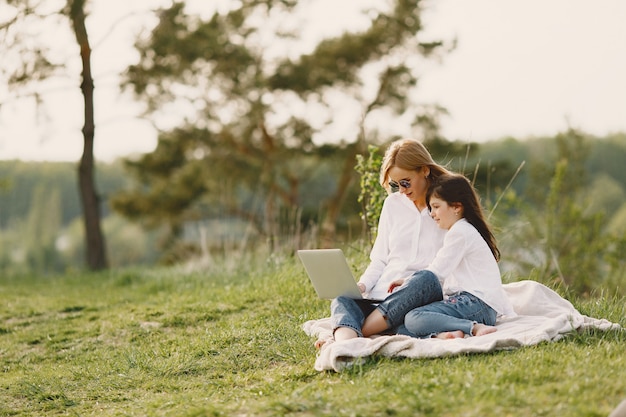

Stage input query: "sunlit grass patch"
[{"left": 0, "top": 257, "right": 624, "bottom": 416}]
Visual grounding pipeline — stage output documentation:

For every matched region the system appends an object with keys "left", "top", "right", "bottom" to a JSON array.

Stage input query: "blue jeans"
[
  {"left": 401, "top": 291, "right": 497, "bottom": 338},
  {"left": 330, "top": 270, "right": 443, "bottom": 337}
]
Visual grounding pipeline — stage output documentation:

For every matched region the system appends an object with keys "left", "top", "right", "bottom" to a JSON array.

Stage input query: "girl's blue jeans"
[
  {"left": 401, "top": 291, "right": 497, "bottom": 338},
  {"left": 330, "top": 270, "right": 443, "bottom": 337}
]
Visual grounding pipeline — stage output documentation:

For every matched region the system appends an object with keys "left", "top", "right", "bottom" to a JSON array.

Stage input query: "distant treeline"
[
  {"left": 0, "top": 133, "right": 625, "bottom": 278},
  {"left": 441, "top": 133, "right": 626, "bottom": 207},
  {"left": 2, "top": 134, "right": 624, "bottom": 230},
  {"left": 0, "top": 160, "right": 129, "bottom": 229}
]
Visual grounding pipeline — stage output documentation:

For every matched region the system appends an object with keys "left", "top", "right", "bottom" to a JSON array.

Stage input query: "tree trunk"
[{"left": 69, "top": 0, "right": 108, "bottom": 270}]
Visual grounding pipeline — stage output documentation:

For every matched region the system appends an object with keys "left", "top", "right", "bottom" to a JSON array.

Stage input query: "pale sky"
[{"left": 1, "top": 0, "right": 625, "bottom": 162}]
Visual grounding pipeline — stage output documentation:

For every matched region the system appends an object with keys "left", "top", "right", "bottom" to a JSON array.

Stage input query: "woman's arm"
[{"left": 357, "top": 196, "right": 393, "bottom": 292}]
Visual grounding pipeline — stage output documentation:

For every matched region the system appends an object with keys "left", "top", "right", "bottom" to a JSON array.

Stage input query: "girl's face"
[
  {"left": 388, "top": 166, "right": 430, "bottom": 206},
  {"left": 429, "top": 195, "right": 462, "bottom": 230}
]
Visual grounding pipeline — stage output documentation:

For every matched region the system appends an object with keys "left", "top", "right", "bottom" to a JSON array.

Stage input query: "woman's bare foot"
[
  {"left": 435, "top": 330, "right": 465, "bottom": 339},
  {"left": 316, "top": 326, "right": 360, "bottom": 349},
  {"left": 472, "top": 323, "right": 497, "bottom": 336},
  {"left": 315, "top": 338, "right": 330, "bottom": 349}
]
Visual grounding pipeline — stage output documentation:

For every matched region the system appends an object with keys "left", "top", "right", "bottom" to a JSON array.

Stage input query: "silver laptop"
[{"left": 297, "top": 249, "right": 382, "bottom": 301}]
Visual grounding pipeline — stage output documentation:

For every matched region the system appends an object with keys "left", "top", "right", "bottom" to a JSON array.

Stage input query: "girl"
[
  {"left": 318, "top": 139, "right": 449, "bottom": 348},
  {"left": 397, "top": 173, "right": 515, "bottom": 339}
]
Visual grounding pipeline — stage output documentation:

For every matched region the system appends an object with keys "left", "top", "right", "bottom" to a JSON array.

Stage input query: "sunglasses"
[{"left": 388, "top": 179, "right": 411, "bottom": 190}]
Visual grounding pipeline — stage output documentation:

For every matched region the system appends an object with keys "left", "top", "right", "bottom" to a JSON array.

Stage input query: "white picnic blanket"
[{"left": 302, "top": 280, "right": 621, "bottom": 372}]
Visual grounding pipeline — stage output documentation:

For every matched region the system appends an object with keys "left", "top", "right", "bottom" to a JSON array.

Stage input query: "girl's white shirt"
[
  {"left": 358, "top": 192, "right": 446, "bottom": 301},
  {"left": 426, "top": 218, "right": 516, "bottom": 317}
]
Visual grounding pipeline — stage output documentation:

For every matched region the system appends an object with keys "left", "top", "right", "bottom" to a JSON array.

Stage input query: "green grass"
[{"left": 1, "top": 254, "right": 625, "bottom": 417}]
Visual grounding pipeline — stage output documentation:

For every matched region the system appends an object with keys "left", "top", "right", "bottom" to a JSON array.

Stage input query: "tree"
[
  {"left": 112, "top": 0, "right": 451, "bottom": 256},
  {"left": 0, "top": 0, "right": 107, "bottom": 270},
  {"left": 67, "top": 0, "right": 107, "bottom": 270}
]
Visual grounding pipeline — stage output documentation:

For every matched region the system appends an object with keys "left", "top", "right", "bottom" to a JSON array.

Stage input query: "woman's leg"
[
  {"left": 404, "top": 292, "right": 497, "bottom": 338},
  {"left": 362, "top": 270, "right": 443, "bottom": 337},
  {"left": 329, "top": 297, "right": 377, "bottom": 342}
]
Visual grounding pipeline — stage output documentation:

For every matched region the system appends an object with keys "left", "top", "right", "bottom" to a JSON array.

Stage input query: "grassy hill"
[{"left": 1, "top": 253, "right": 624, "bottom": 416}]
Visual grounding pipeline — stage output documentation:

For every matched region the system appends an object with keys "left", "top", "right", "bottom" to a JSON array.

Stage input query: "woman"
[
  {"left": 398, "top": 173, "right": 516, "bottom": 339},
  {"left": 318, "top": 138, "right": 449, "bottom": 348}
]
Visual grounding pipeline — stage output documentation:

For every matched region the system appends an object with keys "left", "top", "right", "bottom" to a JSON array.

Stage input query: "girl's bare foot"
[
  {"left": 472, "top": 323, "right": 497, "bottom": 336},
  {"left": 435, "top": 330, "right": 464, "bottom": 339}
]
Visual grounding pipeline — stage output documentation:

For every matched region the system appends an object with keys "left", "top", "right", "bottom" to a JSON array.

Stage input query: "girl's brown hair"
[{"left": 427, "top": 173, "right": 501, "bottom": 261}]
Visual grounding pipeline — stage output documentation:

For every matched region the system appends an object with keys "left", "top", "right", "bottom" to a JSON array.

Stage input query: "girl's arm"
[
  {"left": 426, "top": 227, "right": 466, "bottom": 285},
  {"left": 387, "top": 278, "right": 407, "bottom": 293}
]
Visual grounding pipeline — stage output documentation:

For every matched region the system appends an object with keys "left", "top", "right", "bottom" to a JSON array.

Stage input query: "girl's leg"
[
  {"left": 404, "top": 292, "right": 497, "bottom": 338},
  {"left": 362, "top": 270, "right": 443, "bottom": 337},
  {"left": 405, "top": 309, "right": 473, "bottom": 337}
]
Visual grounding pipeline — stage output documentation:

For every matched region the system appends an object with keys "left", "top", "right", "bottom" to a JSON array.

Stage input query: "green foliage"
[
  {"left": 587, "top": 133, "right": 626, "bottom": 186},
  {"left": 116, "top": 0, "right": 451, "bottom": 255},
  {"left": 497, "top": 130, "right": 625, "bottom": 296},
  {"left": 543, "top": 160, "right": 606, "bottom": 293},
  {"left": 0, "top": 259, "right": 624, "bottom": 416},
  {"left": 269, "top": 1, "right": 435, "bottom": 95},
  {"left": 355, "top": 145, "right": 386, "bottom": 244},
  {"left": 0, "top": 0, "right": 68, "bottom": 88},
  {"left": 0, "top": 161, "right": 154, "bottom": 275},
  {"left": 608, "top": 203, "right": 626, "bottom": 234},
  {"left": 24, "top": 184, "right": 63, "bottom": 274}
]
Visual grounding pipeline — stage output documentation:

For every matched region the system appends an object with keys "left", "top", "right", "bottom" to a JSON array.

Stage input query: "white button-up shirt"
[
  {"left": 358, "top": 192, "right": 446, "bottom": 301},
  {"left": 427, "top": 218, "right": 516, "bottom": 317}
]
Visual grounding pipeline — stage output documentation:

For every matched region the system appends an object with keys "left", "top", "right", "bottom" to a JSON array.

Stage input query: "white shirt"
[
  {"left": 358, "top": 192, "right": 446, "bottom": 300},
  {"left": 426, "top": 218, "right": 516, "bottom": 317}
]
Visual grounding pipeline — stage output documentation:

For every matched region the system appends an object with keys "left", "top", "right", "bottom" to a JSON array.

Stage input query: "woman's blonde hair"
[{"left": 380, "top": 138, "right": 449, "bottom": 192}]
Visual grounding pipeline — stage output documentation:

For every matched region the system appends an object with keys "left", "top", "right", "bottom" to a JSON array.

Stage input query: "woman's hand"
[
  {"left": 388, "top": 278, "right": 406, "bottom": 293},
  {"left": 358, "top": 283, "right": 366, "bottom": 293}
]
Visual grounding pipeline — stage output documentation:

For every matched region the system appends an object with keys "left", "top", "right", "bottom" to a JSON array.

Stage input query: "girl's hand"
[
  {"left": 358, "top": 283, "right": 366, "bottom": 293},
  {"left": 388, "top": 279, "right": 406, "bottom": 293}
]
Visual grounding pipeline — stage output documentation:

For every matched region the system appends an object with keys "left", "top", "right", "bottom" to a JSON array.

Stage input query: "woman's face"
[{"left": 387, "top": 166, "right": 430, "bottom": 205}]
